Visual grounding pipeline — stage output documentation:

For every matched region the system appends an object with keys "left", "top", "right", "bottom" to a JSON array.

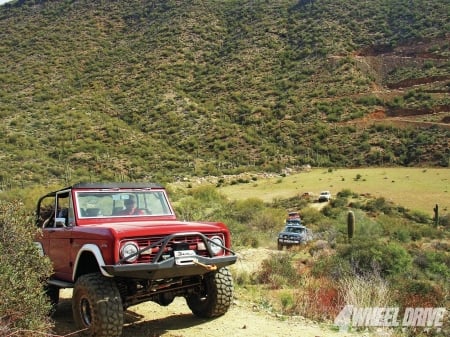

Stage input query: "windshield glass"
[
  {"left": 75, "top": 190, "right": 173, "bottom": 218},
  {"left": 285, "top": 226, "right": 304, "bottom": 234}
]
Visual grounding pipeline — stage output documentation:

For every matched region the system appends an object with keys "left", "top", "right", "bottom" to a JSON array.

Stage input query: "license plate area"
[{"left": 174, "top": 250, "right": 198, "bottom": 265}]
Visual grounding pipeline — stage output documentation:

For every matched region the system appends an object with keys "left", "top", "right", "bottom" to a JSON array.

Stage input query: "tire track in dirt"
[{"left": 51, "top": 248, "right": 364, "bottom": 337}]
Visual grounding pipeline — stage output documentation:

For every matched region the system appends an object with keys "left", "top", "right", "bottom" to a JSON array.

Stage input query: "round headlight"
[
  {"left": 120, "top": 242, "right": 139, "bottom": 262},
  {"left": 209, "top": 236, "right": 224, "bottom": 256}
]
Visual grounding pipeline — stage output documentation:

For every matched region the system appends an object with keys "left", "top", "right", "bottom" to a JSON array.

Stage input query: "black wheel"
[
  {"left": 72, "top": 273, "right": 123, "bottom": 337},
  {"left": 186, "top": 267, "right": 234, "bottom": 318},
  {"left": 277, "top": 242, "right": 283, "bottom": 250}
]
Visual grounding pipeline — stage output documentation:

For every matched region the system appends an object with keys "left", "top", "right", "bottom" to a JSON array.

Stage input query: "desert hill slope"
[{"left": 0, "top": 0, "right": 449, "bottom": 188}]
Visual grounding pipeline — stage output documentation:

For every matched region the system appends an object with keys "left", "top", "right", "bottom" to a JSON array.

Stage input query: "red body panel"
[{"left": 35, "top": 183, "right": 234, "bottom": 283}]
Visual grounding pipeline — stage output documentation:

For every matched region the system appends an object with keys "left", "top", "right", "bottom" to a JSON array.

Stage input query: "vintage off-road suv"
[
  {"left": 277, "top": 214, "right": 312, "bottom": 250},
  {"left": 35, "top": 182, "right": 237, "bottom": 337}
]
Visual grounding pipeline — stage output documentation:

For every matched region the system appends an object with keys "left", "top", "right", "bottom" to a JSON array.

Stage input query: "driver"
[{"left": 117, "top": 196, "right": 144, "bottom": 215}]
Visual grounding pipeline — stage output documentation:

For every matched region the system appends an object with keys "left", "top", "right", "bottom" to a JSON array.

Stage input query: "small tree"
[{"left": 0, "top": 200, "right": 53, "bottom": 336}]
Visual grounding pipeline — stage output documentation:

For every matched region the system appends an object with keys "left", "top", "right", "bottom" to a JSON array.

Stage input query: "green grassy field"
[{"left": 218, "top": 168, "right": 450, "bottom": 215}]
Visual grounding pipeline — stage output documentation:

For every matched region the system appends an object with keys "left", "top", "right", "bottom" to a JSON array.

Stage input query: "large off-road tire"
[
  {"left": 186, "top": 267, "right": 234, "bottom": 318},
  {"left": 72, "top": 273, "right": 123, "bottom": 337}
]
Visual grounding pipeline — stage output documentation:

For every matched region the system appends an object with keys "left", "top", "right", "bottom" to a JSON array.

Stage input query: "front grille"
[{"left": 122, "top": 233, "right": 225, "bottom": 264}]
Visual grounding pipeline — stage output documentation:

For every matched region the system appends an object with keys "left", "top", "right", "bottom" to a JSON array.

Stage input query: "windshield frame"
[{"left": 74, "top": 189, "right": 175, "bottom": 219}]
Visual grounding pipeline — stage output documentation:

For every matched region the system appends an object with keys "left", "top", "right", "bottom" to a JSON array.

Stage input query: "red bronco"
[{"left": 35, "top": 182, "right": 237, "bottom": 337}]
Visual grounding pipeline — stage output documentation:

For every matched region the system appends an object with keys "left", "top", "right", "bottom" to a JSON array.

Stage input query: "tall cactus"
[
  {"left": 433, "top": 204, "right": 439, "bottom": 227},
  {"left": 347, "top": 210, "right": 355, "bottom": 241}
]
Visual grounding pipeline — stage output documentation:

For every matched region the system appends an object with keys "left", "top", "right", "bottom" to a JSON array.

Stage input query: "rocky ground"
[{"left": 51, "top": 248, "right": 377, "bottom": 337}]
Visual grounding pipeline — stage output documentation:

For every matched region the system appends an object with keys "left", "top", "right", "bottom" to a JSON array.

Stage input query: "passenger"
[{"left": 117, "top": 196, "right": 144, "bottom": 215}]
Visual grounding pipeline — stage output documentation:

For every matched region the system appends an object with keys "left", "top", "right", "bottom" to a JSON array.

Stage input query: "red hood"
[{"left": 92, "top": 220, "right": 228, "bottom": 239}]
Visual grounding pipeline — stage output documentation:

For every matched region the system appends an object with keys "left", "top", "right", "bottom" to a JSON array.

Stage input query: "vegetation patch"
[
  {"left": 0, "top": 201, "right": 53, "bottom": 336},
  {"left": 0, "top": 1, "right": 449, "bottom": 187}
]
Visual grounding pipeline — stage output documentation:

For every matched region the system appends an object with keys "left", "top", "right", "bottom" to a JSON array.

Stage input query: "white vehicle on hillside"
[{"left": 318, "top": 191, "right": 332, "bottom": 202}]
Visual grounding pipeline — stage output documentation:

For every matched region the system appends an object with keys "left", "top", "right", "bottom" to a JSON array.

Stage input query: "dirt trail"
[
  {"left": 52, "top": 248, "right": 365, "bottom": 337},
  {"left": 53, "top": 293, "right": 354, "bottom": 337}
]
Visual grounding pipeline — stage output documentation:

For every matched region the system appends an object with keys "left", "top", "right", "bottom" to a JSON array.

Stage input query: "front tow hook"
[{"left": 193, "top": 260, "right": 217, "bottom": 271}]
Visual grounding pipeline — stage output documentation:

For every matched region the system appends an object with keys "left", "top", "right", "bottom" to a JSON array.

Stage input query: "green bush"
[
  {"left": 439, "top": 213, "right": 450, "bottom": 227},
  {"left": 300, "top": 207, "right": 326, "bottom": 226},
  {"left": 173, "top": 196, "right": 206, "bottom": 221},
  {"left": 321, "top": 204, "right": 341, "bottom": 218},
  {"left": 393, "top": 279, "right": 447, "bottom": 308},
  {"left": 312, "top": 239, "right": 414, "bottom": 280},
  {"left": 363, "top": 197, "right": 395, "bottom": 214},
  {"left": 330, "top": 195, "right": 348, "bottom": 209},
  {"left": 414, "top": 251, "right": 450, "bottom": 282},
  {"left": 405, "top": 209, "right": 431, "bottom": 224},
  {"left": 0, "top": 200, "right": 53, "bottom": 335},
  {"left": 257, "top": 252, "right": 299, "bottom": 289},
  {"left": 393, "top": 228, "right": 411, "bottom": 242},
  {"left": 351, "top": 212, "right": 383, "bottom": 239},
  {"left": 251, "top": 208, "right": 286, "bottom": 232},
  {"left": 230, "top": 198, "right": 266, "bottom": 223},
  {"left": 336, "top": 240, "right": 413, "bottom": 278},
  {"left": 311, "top": 254, "right": 353, "bottom": 280},
  {"left": 337, "top": 188, "right": 354, "bottom": 198},
  {"left": 189, "top": 185, "right": 227, "bottom": 204}
]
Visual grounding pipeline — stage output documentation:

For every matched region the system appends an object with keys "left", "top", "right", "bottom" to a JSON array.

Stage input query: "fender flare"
[{"left": 73, "top": 244, "right": 113, "bottom": 279}]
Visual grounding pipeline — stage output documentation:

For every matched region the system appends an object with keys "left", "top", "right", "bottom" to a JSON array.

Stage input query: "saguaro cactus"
[
  {"left": 433, "top": 204, "right": 439, "bottom": 227},
  {"left": 347, "top": 210, "right": 355, "bottom": 241}
]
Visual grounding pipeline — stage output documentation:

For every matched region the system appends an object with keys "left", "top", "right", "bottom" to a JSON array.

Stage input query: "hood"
[{"left": 93, "top": 220, "right": 228, "bottom": 239}]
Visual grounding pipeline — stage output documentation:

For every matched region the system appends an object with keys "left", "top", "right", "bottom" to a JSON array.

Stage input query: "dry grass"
[
  {"left": 338, "top": 272, "right": 392, "bottom": 308},
  {"left": 218, "top": 168, "right": 450, "bottom": 215}
]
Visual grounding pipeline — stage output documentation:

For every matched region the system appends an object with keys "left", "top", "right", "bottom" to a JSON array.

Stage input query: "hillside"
[{"left": 0, "top": 0, "right": 449, "bottom": 188}]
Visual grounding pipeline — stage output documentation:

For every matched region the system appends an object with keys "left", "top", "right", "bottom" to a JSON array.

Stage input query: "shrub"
[
  {"left": 414, "top": 251, "right": 450, "bottom": 282},
  {"left": 393, "top": 280, "right": 447, "bottom": 308},
  {"left": 363, "top": 197, "right": 394, "bottom": 214},
  {"left": 393, "top": 228, "right": 411, "bottom": 242},
  {"left": 257, "top": 252, "right": 298, "bottom": 289},
  {"left": 353, "top": 215, "right": 383, "bottom": 239},
  {"left": 322, "top": 204, "right": 341, "bottom": 218},
  {"left": 405, "top": 210, "right": 431, "bottom": 224},
  {"left": 311, "top": 254, "right": 352, "bottom": 280},
  {"left": 337, "top": 188, "right": 354, "bottom": 198},
  {"left": 292, "top": 275, "right": 341, "bottom": 321},
  {"left": 279, "top": 291, "right": 295, "bottom": 314},
  {"left": 224, "top": 221, "right": 253, "bottom": 247},
  {"left": 0, "top": 200, "right": 53, "bottom": 336},
  {"left": 336, "top": 240, "right": 413, "bottom": 278},
  {"left": 439, "top": 213, "right": 450, "bottom": 227},
  {"left": 338, "top": 271, "right": 392, "bottom": 308},
  {"left": 230, "top": 198, "right": 266, "bottom": 223},
  {"left": 251, "top": 208, "right": 286, "bottom": 232},
  {"left": 233, "top": 231, "right": 260, "bottom": 248},
  {"left": 300, "top": 207, "right": 326, "bottom": 226},
  {"left": 189, "top": 185, "right": 226, "bottom": 203},
  {"left": 173, "top": 196, "right": 206, "bottom": 221},
  {"left": 330, "top": 195, "right": 348, "bottom": 209}
]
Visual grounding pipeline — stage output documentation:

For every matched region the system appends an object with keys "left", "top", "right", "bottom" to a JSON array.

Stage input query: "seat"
[
  {"left": 85, "top": 208, "right": 101, "bottom": 217},
  {"left": 58, "top": 208, "right": 68, "bottom": 218},
  {"left": 113, "top": 207, "right": 124, "bottom": 215}
]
